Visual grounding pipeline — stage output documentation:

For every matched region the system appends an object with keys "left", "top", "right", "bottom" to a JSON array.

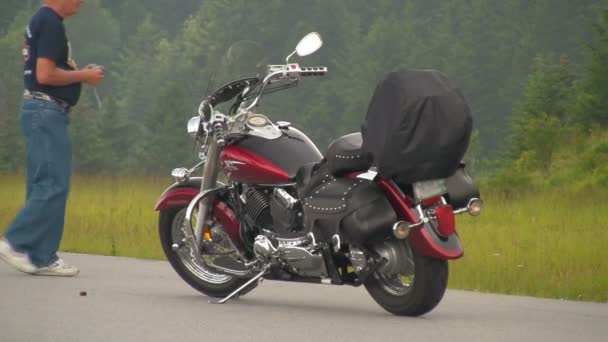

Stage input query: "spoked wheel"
[
  {"left": 364, "top": 242, "right": 448, "bottom": 316},
  {"left": 159, "top": 206, "right": 257, "bottom": 298}
]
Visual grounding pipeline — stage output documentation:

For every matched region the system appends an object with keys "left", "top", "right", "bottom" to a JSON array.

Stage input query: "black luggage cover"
[{"left": 361, "top": 69, "right": 473, "bottom": 184}]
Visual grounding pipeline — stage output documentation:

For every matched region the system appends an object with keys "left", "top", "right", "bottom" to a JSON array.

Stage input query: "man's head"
[{"left": 45, "top": 0, "right": 85, "bottom": 18}]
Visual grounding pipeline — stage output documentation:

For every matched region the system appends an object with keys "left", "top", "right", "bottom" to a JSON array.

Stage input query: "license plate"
[{"left": 412, "top": 179, "right": 447, "bottom": 203}]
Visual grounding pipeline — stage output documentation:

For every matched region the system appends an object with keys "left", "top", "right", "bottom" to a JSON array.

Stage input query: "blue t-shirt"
[{"left": 23, "top": 7, "right": 81, "bottom": 106}]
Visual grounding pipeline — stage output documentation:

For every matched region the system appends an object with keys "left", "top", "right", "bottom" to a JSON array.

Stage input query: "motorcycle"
[{"left": 155, "top": 32, "right": 482, "bottom": 316}]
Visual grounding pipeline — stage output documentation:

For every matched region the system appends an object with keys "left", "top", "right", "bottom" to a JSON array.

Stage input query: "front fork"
[{"left": 194, "top": 137, "right": 221, "bottom": 253}]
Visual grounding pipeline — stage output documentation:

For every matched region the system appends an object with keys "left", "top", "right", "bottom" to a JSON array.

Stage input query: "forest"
[{"left": 1, "top": 0, "right": 608, "bottom": 191}]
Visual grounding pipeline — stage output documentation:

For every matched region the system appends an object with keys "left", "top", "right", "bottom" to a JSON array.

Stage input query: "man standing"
[{"left": 0, "top": 0, "right": 104, "bottom": 276}]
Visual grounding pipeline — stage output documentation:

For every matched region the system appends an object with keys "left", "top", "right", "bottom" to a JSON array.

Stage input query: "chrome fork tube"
[{"left": 195, "top": 137, "right": 221, "bottom": 253}]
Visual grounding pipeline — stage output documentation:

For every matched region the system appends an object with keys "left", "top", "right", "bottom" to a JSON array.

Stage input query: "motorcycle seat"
[{"left": 326, "top": 133, "right": 372, "bottom": 175}]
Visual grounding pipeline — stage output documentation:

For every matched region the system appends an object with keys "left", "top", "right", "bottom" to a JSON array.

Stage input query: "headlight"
[{"left": 187, "top": 116, "right": 201, "bottom": 138}]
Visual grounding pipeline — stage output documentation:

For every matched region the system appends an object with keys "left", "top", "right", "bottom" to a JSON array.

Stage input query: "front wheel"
[
  {"left": 364, "top": 247, "right": 448, "bottom": 316},
  {"left": 159, "top": 206, "right": 257, "bottom": 298}
]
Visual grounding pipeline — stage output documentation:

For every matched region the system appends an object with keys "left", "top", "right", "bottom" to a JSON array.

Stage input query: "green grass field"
[
  {"left": 0, "top": 174, "right": 167, "bottom": 260},
  {"left": 1, "top": 174, "right": 606, "bottom": 302}
]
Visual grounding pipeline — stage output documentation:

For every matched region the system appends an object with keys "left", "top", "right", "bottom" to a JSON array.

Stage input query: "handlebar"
[
  {"left": 244, "top": 64, "right": 328, "bottom": 111},
  {"left": 283, "top": 63, "right": 327, "bottom": 77},
  {"left": 298, "top": 66, "right": 328, "bottom": 77},
  {"left": 214, "top": 122, "right": 225, "bottom": 147}
]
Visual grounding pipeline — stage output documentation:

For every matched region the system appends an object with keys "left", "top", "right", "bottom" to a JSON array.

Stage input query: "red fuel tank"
[{"left": 220, "top": 127, "right": 322, "bottom": 184}]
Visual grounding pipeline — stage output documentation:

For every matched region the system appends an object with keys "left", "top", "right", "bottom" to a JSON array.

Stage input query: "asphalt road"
[{"left": 1, "top": 253, "right": 606, "bottom": 342}]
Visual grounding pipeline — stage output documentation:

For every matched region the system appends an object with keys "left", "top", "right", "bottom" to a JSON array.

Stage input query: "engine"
[
  {"left": 237, "top": 186, "right": 327, "bottom": 278},
  {"left": 240, "top": 186, "right": 303, "bottom": 235},
  {"left": 241, "top": 187, "right": 272, "bottom": 229},
  {"left": 253, "top": 234, "right": 328, "bottom": 278},
  {"left": 270, "top": 188, "right": 303, "bottom": 233}
]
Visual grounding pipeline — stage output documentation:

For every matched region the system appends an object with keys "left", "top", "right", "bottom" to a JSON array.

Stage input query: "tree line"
[{"left": 1, "top": 0, "right": 607, "bottom": 190}]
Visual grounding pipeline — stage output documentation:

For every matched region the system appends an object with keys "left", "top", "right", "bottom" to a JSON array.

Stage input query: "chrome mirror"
[
  {"left": 296, "top": 32, "right": 323, "bottom": 57},
  {"left": 286, "top": 32, "right": 323, "bottom": 63}
]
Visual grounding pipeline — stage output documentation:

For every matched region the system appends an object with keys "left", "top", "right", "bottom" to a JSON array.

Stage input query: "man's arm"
[{"left": 36, "top": 57, "right": 103, "bottom": 86}]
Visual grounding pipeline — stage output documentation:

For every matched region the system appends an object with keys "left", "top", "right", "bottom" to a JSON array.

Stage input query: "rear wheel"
[
  {"left": 159, "top": 206, "right": 257, "bottom": 298},
  {"left": 364, "top": 245, "right": 448, "bottom": 316}
]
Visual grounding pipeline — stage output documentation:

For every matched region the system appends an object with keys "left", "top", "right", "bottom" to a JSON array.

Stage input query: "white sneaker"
[
  {"left": 0, "top": 238, "right": 37, "bottom": 274},
  {"left": 34, "top": 258, "right": 79, "bottom": 277}
]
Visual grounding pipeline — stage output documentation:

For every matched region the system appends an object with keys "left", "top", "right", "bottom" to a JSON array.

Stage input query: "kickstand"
[{"left": 210, "top": 268, "right": 267, "bottom": 304}]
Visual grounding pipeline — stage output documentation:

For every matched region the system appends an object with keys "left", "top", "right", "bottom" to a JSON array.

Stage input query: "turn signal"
[
  {"left": 467, "top": 198, "right": 483, "bottom": 216},
  {"left": 204, "top": 224, "right": 212, "bottom": 241},
  {"left": 171, "top": 168, "right": 190, "bottom": 183},
  {"left": 392, "top": 221, "right": 411, "bottom": 240}
]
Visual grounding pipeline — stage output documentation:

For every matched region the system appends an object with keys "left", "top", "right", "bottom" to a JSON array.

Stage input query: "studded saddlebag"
[{"left": 301, "top": 173, "right": 397, "bottom": 244}]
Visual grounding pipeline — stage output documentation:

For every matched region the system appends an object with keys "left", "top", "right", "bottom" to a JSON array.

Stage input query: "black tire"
[
  {"left": 159, "top": 206, "right": 257, "bottom": 298},
  {"left": 364, "top": 249, "right": 448, "bottom": 316}
]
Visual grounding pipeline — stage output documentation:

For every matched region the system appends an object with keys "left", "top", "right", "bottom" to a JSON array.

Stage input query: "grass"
[
  {"left": 0, "top": 174, "right": 167, "bottom": 260},
  {"left": 450, "top": 189, "right": 608, "bottom": 302},
  {"left": 1, "top": 174, "right": 607, "bottom": 302}
]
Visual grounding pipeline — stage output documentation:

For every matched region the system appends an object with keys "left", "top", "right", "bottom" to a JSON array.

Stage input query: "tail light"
[{"left": 434, "top": 205, "right": 455, "bottom": 236}]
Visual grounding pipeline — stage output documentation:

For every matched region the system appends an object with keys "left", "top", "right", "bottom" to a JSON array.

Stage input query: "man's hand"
[{"left": 83, "top": 66, "right": 104, "bottom": 86}]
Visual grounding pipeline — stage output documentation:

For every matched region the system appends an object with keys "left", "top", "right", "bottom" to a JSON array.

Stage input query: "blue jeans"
[{"left": 4, "top": 98, "right": 72, "bottom": 267}]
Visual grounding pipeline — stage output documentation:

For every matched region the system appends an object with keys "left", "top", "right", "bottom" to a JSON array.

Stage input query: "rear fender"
[{"left": 376, "top": 178, "right": 463, "bottom": 260}]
